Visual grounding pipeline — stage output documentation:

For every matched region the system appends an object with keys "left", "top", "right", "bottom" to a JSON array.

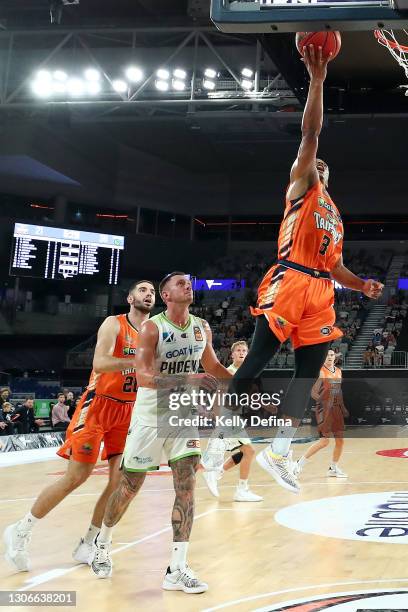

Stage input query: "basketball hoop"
[{"left": 374, "top": 29, "right": 408, "bottom": 87}]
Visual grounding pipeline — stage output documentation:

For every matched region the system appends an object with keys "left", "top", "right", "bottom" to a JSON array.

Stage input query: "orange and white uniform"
[
  {"left": 58, "top": 314, "right": 139, "bottom": 464},
  {"left": 314, "top": 365, "right": 345, "bottom": 437},
  {"left": 251, "top": 181, "right": 344, "bottom": 349}
]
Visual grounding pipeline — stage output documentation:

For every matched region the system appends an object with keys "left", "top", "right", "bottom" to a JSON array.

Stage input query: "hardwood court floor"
[{"left": 1, "top": 435, "right": 408, "bottom": 612}]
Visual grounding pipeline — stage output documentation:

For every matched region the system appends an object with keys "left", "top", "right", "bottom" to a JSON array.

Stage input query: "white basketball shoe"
[
  {"left": 233, "top": 485, "right": 263, "bottom": 502},
  {"left": 327, "top": 465, "right": 348, "bottom": 478},
  {"left": 72, "top": 537, "right": 94, "bottom": 565},
  {"left": 202, "top": 470, "right": 221, "bottom": 498},
  {"left": 162, "top": 565, "right": 208, "bottom": 594},
  {"left": 256, "top": 448, "right": 300, "bottom": 494},
  {"left": 91, "top": 540, "right": 113, "bottom": 578},
  {"left": 3, "top": 521, "right": 32, "bottom": 572}
]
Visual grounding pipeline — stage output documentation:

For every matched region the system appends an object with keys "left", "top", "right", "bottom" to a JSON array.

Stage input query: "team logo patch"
[
  {"left": 265, "top": 589, "right": 408, "bottom": 610},
  {"left": 320, "top": 325, "right": 333, "bottom": 336},
  {"left": 186, "top": 439, "right": 200, "bottom": 449},
  {"left": 275, "top": 491, "right": 408, "bottom": 543},
  {"left": 193, "top": 326, "right": 203, "bottom": 342},
  {"left": 377, "top": 448, "right": 408, "bottom": 459},
  {"left": 123, "top": 347, "right": 137, "bottom": 355},
  {"left": 80, "top": 443, "right": 93, "bottom": 454},
  {"left": 276, "top": 316, "right": 287, "bottom": 327},
  {"left": 163, "top": 331, "right": 175, "bottom": 343},
  {"left": 133, "top": 456, "right": 153, "bottom": 464}
]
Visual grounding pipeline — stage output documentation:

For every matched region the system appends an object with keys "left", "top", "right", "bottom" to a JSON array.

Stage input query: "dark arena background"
[{"left": 1, "top": 1, "right": 408, "bottom": 611}]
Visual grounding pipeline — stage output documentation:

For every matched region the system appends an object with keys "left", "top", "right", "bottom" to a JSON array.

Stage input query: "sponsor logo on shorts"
[
  {"left": 266, "top": 589, "right": 408, "bottom": 610},
  {"left": 186, "top": 439, "right": 200, "bottom": 449},
  {"left": 163, "top": 331, "right": 175, "bottom": 343},
  {"left": 123, "top": 347, "right": 137, "bottom": 355},
  {"left": 276, "top": 316, "right": 287, "bottom": 327},
  {"left": 133, "top": 455, "right": 153, "bottom": 464},
  {"left": 276, "top": 491, "right": 408, "bottom": 543},
  {"left": 193, "top": 326, "right": 203, "bottom": 342},
  {"left": 320, "top": 325, "right": 333, "bottom": 336},
  {"left": 80, "top": 443, "right": 93, "bottom": 454}
]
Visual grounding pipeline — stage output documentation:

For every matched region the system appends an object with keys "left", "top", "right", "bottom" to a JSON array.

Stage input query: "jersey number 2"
[
  {"left": 123, "top": 376, "right": 137, "bottom": 394},
  {"left": 319, "top": 234, "right": 331, "bottom": 255}
]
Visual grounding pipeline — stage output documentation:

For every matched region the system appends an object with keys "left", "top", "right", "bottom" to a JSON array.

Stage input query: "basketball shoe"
[
  {"left": 162, "top": 565, "right": 208, "bottom": 594},
  {"left": 256, "top": 448, "right": 300, "bottom": 494},
  {"left": 233, "top": 484, "right": 263, "bottom": 502},
  {"left": 202, "top": 470, "right": 221, "bottom": 498},
  {"left": 72, "top": 537, "right": 94, "bottom": 565},
  {"left": 91, "top": 540, "right": 112, "bottom": 578},
  {"left": 3, "top": 521, "right": 32, "bottom": 572},
  {"left": 327, "top": 465, "right": 348, "bottom": 478}
]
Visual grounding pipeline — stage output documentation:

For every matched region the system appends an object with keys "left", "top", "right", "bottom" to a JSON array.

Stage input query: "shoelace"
[
  {"left": 269, "top": 454, "right": 297, "bottom": 485},
  {"left": 16, "top": 530, "right": 31, "bottom": 551},
  {"left": 95, "top": 545, "right": 110, "bottom": 565},
  {"left": 178, "top": 567, "right": 200, "bottom": 587}
]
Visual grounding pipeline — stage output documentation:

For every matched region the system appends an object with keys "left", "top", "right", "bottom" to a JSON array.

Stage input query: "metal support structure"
[
  {"left": 199, "top": 32, "right": 242, "bottom": 88},
  {"left": 2, "top": 34, "right": 14, "bottom": 104},
  {"left": 190, "top": 32, "right": 199, "bottom": 105}
]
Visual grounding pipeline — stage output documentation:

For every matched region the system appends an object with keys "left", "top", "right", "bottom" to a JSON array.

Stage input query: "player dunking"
[
  {"left": 294, "top": 348, "right": 348, "bottom": 478},
  {"left": 202, "top": 340, "right": 263, "bottom": 502},
  {"left": 91, "top": 272, "right": 231, "bottom": 594},
  {"left": 3, "top": 280, "right": 155, "bottom": 571},
  {"left": 231, "top": 45, "right": 383, "bottom": 494}
]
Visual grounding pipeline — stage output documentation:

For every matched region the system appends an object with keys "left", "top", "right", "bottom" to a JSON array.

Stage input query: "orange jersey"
[
  {"left": 316, "top": 365, "right": 343, "bottom": 407},
  {"left": 87, "top": 314, "right": 139, "bottom": 401},
  {"left": 278, "top": 181, "right": 343, "bottom": 271}
]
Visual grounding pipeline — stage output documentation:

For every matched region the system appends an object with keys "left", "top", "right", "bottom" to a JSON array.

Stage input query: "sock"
[
  {"left": 84, "top": 523, "right": 100, "bottom": 544},
  {"left": 298, "top": 456, "right": 307, "bottom": 468},
  {"left": 271, "top": 426, "right": 297, "bottom": 457},
  {"left": 170, "top": 542, "right": 188, "bottom": 572},
  {"left": 98, "top": 522, "right": 113, "bottom": 544},
  {"left": 19, "top": 512, "right": 38, "bottom": 531},
  {"left": 238, "top": 479, "right": 248, "bottom": 489}
]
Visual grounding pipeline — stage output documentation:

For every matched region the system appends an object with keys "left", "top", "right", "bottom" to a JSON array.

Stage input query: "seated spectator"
[
  {"left": 221, "top": 298, "right": 230, "bottom": 318},
  {"left": 388, "top": 332, "right": 397, "bottom": 347},
  {"left": 375, "top": 343, "right": 385, "bottom": 366},
  {"left": 66, "top": 390, "right": 76, "bottom": 420},
  {"left": 0, "top": 387, "right": 11, "bottom": 408},
  {"left": 0, "top": 402, "right": 16, "bottom": 436},
  {"left": 26, "top": 398, "right": 46, "bottom": 433},
  {"left": 52, "top": 393, "right": 71, "bottom": 431},
  {"left": 2, "top": 401, "right": 24, "bottom": 435}
]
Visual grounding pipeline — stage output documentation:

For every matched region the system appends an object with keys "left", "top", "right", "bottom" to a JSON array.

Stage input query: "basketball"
[{"left": 296, "top": 31, "right": 342, "bottom": 60}]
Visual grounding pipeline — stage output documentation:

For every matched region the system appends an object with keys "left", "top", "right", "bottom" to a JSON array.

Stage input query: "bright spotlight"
[
  {"left": 241, "top": 79, "right": 254, "bottom": 90},
  {"left": 87, "top": 81, "right": 101, "bottom": 95},
  {"left": 155, "top": 79, "right": 169, "bottom": 92},
  {"left": 126, "top": 67, "right": 143, "bottom": 82},
  {"left": 31, "top": 81, "right": 53, "bottom": 98},
  {"left": 84, "top": 68, "right": 100, "bottom": 82},
  {"left": 112, "top": 79, "right": 128, "bottom": 93},
  {"left": 52, "top": 82, "right": 67, "bottom": 94},
  {"left": 173, "top": 68, "right": 187, "bottom": 80},
  {"left": 36, "top": 70, "right": 52, "bottom": 82},
  {"left": 203, "top": 79, "right": 216, "bottom": 90},
  {"left": 156, "top": 68, "right": 170, "bottom": 80},
  {"left": 204, "top": 68, "right": 217, "bottom": 79},
  {"left": 53, "top": 70, "right": 68, "bottom": 82},
  {"left": 67, "top": 78, "right": 85, "bottom": 97},
  {"left": 241, "top": 67, "right": 253, "bottom": 78},
  {"left": 172, "top": 79, "right": 186, "bottom": 91}
]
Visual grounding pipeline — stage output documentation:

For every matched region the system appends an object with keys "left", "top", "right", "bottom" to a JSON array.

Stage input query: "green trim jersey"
[{"left": 134, "top": 311, "right": 207, "bottom": 426}]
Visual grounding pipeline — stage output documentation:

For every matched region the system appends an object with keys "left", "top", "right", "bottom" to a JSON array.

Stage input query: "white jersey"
[{"left": 134, "top": 311, "right": 207, "bottom": 426}]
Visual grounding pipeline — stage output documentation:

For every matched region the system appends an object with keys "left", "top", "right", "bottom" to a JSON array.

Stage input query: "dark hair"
[
  {"left": 57, "top": 392, "right": 65, "bottom": 399},
  {"left": 128, "top": 280, "right": 155, "bottom": 294},
  {"left": 159, "top": 272, "right": 188, "bottom": 298}
]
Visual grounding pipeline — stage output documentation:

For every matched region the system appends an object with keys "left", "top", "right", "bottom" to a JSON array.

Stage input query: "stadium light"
[
  {"left": 203, "top": 79, "right": 216, "bottom": 90},
  {"left": 241, "top": 67, "right": 254, "bottom": 78},
  {"left": 87, "top": 81, "right": 101, "bottom": 95},
  {"left": 36, "top": 70, "right": 52, "bottom": 82},
  {"left": 156, "top": 68, "right": 170, "bottom": 80},
  {"left": 204, "top": 68, "right": 217, "bottom": 79},
  {"left": 84, "top": 68, "right": 100, "bottom": 81},
  {"left": 126, "top": 66, "right": 143, "bottom": 82},
  {"left": 53, "top": 70, "right": 68, "bottom": 82},
  {"left": 241, "top": 78, "right": 254, "bottom": 90},
  {"left": 112, "top": 79, "right": 128, "bottom": 93},
  {"left": 67, "top": 78, "right": 85, "bottom": 97},
  {"left": 31, "top": 80, "right": 53, "bottom": 98},
  {"left": 172, "top": 79, "right": 186, "bottom": 91},
  {"left": 173, "top": 68, "right": 187, "bottom": 80},
  {"left": 52, "top": 81, "right": 67, "bottom": 94},
  {"left": 155, "top": 79, "right": 169, "bottom": 92}
]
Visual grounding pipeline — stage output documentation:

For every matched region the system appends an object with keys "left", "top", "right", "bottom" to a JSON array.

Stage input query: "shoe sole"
[
  {"left": 162, "top": 582, "right": 208, "bottom": 594},
  {"left": 92, "top": 565, "right": 113, "bottom": 579},
  {"left": 256, "top": 453, "right": 300, "bottom": 494},
  {"left": 202, "top": 476, "right": 220, "bottom": 498},
  {"left": 327, "top": 473, "right": 348, "bottom": 478},
  {"left": 3, "top": 526, "right": 30, "bottom": 572}
]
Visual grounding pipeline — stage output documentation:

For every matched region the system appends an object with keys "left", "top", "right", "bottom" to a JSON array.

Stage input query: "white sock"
[
  {"left": 170, "top": 542, "right": 188, "bottom": 572},
  {"left": 298, "top": 456, "right": 307, "bottom": 468},
  {"left": 84, "top": 523, "right": 100, "bottom": 544},
  {"left": 98, "top": 522, "right": 113, "bottom": 544},
  {"left": 238, "top": 479, "right": 248, "bottom": 489},
  {"left": 271, "top": 426, "right": 297, "bottom": 457},
  {"left": 19, "top": 512, "right": 38, "bottom": 531}
]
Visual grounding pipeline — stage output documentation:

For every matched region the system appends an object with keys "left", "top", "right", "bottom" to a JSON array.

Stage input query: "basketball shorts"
[
  {"left": 121, "top": 416, "right": 201, "bottom": 472},
  {"left": 224, "top": 437, "right": 252, "bottom": 452},
  {"left": 57, "top": 390, "right": 133, "bottom": 464},
  {"left": 251, "top": 264, "right": 343, "bottom": 350},
  {"left": 316, "top": 402, "right": 345, "bottom": 438}
]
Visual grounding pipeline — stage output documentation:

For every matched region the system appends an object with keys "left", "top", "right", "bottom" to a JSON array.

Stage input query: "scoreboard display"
[
  {"left": 10, "top": 223, "right": 124, "bottom": 285},
  {"left": 211, "top": 0, "right": 408, "bottom": 32}
]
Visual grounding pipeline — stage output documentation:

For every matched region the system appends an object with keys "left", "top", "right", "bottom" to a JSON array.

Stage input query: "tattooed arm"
[
  {"left": 103, "top": 470, "right": 146, "bottom": 528},
  {"left": 171, "top": 455, "right": 200, "bottom": 541}
]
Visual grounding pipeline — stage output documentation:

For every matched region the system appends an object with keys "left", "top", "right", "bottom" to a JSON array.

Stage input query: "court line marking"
[
  {"left": 18, "top": 508, "right": 216, "bottom": 591},
  {"left": 200, "top": 579, "right": 408, "bottom": 612}
]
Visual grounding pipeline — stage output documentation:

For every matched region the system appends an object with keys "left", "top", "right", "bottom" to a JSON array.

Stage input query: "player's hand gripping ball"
[{"left": 296, "top": 31, "right": 341, "bottom": 61}]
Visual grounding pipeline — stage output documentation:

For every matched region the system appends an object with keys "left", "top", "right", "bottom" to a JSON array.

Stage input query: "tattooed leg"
[
  {"left": 170, "top": 456, "right": 200, "bottom": 541},
  {"left": 103, "top": 469, "right": 146, "bottom": 528}
]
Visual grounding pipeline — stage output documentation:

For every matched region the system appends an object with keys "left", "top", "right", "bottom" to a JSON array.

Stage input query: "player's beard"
[{"left": 132, "top": 300, "right": 153, "bottom": 315}]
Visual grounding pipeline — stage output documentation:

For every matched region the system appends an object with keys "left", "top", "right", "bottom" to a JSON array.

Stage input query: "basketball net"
[{"left": 374, "top": 29, "right": 408, "bottom": 87}]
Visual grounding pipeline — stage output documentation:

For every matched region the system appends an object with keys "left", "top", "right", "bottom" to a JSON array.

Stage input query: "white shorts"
[
  {"left": 224, "top": 438, "right": 252, "bottom": 452},
  {"left": 122, "top": 418, "right": 201, "bottom": 472}
]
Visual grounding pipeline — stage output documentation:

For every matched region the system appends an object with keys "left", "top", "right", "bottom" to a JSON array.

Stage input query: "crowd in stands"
[
  {"left": 0, "top": 386, "right": 78, "bottom": 436},
  {"left": 363, "top": 294, "right": 408, "bottom": 367}
]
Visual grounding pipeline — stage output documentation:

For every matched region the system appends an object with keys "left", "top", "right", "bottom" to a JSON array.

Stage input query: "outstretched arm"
[
  {"left": 331, "top": 255, "right": 384, "bottom": 299},
  {"left": 287, "top": 46, "right": 331, "bottom": 202}
]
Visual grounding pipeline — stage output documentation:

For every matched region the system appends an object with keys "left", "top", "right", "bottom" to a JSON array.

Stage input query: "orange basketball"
[{"left": 296, "top": 31, "right": 341, "bottom": 61}]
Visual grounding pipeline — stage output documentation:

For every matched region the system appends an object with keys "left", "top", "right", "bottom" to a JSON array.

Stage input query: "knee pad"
[{"left": 232, "top": 451, "right": 243, "bottom": 465}]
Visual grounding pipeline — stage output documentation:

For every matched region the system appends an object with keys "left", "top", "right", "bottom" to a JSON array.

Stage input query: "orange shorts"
[
  {"left": 251, "top": 265, "right": 343, "bottom": 350},
  {"left": 57, "top": 391, "right": 133, "bottom": 464},
  {"left": 316, "top": 403, "right": 345, "bottom": 437}
]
